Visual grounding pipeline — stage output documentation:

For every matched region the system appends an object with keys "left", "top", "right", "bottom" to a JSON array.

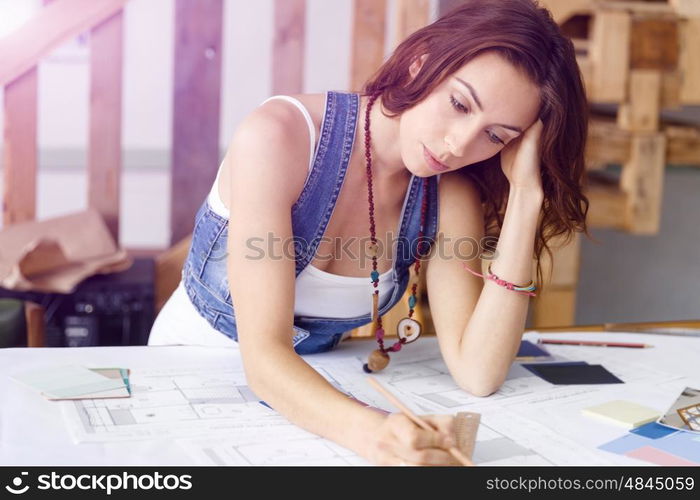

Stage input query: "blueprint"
[
  {"left": 311, "top": 352, "right": 555, "bottom": 416},
  {"left": 177, "top": 425, "right": 370, "bottom": 466},
  {"left": 62, "top": 365, "right": 285, "bottom": 442},
  {"left": 53, "top": 334, "right": 693, "bottom": 465},
  {"left": 174, "top": 410, "right": 613, "bottom": 466},
  {"left": 61, "top": 362, "right": 378, "bottom": 443}
]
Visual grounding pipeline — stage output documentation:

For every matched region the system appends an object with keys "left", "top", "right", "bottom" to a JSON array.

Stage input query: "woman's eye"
[
  {"left": 487, "top": 132, "right": 504, "bottom": 145},
  {"left": 449, "top": 95, "right": 469, "bottom": 114},
  {"left": 451, "top": 95, "right": 503, "bottom": 145}
]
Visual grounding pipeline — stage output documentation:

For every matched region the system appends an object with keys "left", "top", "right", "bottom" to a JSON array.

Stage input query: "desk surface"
[{"left": 1, "top": 332, "right": 699, "bottom": 466}]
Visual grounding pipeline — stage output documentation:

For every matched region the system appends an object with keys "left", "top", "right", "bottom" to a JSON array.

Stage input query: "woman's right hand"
[{"left": 363, "top": 413, "right": 462, "bottom": 466}]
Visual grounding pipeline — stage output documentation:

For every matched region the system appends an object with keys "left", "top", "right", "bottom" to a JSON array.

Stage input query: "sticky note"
[{"left": 583, "top": 400, "right": 659, "bottom": 429}]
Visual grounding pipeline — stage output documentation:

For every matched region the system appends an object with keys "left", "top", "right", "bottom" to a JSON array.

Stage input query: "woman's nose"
[
  {"left": 444, "top": 131, "right": 471, "bottom": 158},
  {"left": 444, "top": 119, "right": 484, "bottom": 158}
]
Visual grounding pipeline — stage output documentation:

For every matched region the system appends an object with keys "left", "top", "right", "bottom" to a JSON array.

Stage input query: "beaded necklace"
[{"left": 362, "top": 92, "right": 430, "bottom": 373}]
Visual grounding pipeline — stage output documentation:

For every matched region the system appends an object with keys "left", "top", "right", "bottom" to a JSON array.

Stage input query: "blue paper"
[
  {"left": 516, "top": 340, "right": 550, "bottom": 358},
  {"left": 521, "top": 363, "right": 623, "bottom": 384},
  {"left": 652, "top": 431, "right": 700, "bottom": 463},
  {"left": 599, "top": 433, "right": 652, "bottom": 454},
  {"left": 599, "top": 429, "right": 700, "bottom": 465},
  {"left": 630, "top": 422, "right": 678, "bottom": 440},
  {"left": 521, "top": 361, "right": 587, "bottom": 376}
]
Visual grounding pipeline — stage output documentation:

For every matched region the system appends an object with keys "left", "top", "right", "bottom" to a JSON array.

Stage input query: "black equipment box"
[{"left": 0, "top": 257, "right": 155, "bottom": 347}]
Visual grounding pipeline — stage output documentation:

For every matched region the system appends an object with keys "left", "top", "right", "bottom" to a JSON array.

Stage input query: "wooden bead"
[
  {"left": 371, "top": 292, "right": 379, "bottom": 321},
  {"left": 367, "top": 349, "right": 390, "bottom": 372},
  {"left": 367, "top": 242, "right": 379, "bottom": 258},
  {"left": 397, "top": 317, "right": 422, "bottom": 343}
]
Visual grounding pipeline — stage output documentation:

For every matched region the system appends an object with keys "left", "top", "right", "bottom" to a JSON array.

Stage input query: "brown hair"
[{"left": 362, "top": 0, "right": 590, "bottom": 288}]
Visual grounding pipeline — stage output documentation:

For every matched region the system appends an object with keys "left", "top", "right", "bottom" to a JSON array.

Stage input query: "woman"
[{"left": 149, "top": 0, "right": 589, "bottom": 465}]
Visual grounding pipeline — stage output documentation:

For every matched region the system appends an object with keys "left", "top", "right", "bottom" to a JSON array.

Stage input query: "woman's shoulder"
[
  {"left": 224, "top": 93, "right": 327, "bottom": 208},
  {"left": 283, "top": 92, "right": 327, "bottom": 125},
  {"left": 233, "top": 93, "right": 325, "bottom": 159},
  {"left": 256, "top": 92, "right": 326, "bottom": 138}
]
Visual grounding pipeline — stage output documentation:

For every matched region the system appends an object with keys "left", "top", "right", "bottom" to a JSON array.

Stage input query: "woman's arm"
[
  {"left": 225, "top": 104, "right": 458, "bottom": 464},
  {"left": 426, "top": 123, "right": 545, "bottom": 397},
  {"left": 426, "top": 176, "right": 543, "bottom": 397}
]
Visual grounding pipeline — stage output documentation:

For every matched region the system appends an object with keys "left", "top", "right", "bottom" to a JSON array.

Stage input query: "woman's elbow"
[{"left": 455, "top": 376, "right": 502, "bottom": 398}]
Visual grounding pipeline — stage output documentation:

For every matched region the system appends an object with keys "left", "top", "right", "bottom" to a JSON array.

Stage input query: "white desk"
[{"left": 1, "top": 332, "right": 698, "bottom": 465}]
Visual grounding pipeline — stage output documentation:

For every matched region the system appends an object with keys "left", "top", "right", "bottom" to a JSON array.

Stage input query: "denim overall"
[{"left": 181, "top": 91, "right": 440, "bottom": 355}]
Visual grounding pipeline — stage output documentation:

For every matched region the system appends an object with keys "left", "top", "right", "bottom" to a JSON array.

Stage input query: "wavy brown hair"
[{"left": 362, "top": 0, "right": 590, "bottom": 288}]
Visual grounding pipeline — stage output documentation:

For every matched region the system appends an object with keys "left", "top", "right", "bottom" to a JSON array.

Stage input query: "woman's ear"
[{"left": 408, "top": 54, "right": 428, "bottom": 80}]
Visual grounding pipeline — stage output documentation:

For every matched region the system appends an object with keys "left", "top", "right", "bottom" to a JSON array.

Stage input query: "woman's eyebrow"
[{"left": 453, "top": 77, "right": 523, "bottom": 133}]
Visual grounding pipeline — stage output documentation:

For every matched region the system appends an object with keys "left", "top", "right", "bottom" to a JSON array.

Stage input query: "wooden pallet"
[
  {"left": 541, "top": 0, "right": 700, "bottom": 105},
  {"left": 527, "top": 0, "right": 700, "bottom": 327}
]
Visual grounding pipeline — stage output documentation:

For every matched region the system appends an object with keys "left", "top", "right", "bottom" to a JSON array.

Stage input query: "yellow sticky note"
[{"left": 582, "top": 400, "right": 660, "bottom": 429}]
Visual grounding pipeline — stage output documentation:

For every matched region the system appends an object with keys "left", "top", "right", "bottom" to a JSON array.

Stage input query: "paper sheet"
[
  {"left": 4, "top": 333, "right": 697, "bottom": 465},
  {"left": 11, "top": 365, "right": 126, "bottom": 399}
]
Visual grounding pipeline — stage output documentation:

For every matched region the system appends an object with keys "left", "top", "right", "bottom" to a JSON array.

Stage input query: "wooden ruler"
[{"left": 455, "top": 411, "right": 480, "bottom": 461}]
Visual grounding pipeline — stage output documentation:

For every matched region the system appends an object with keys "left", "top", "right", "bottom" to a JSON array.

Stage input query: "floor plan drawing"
[
  {"left": 62, "top": 365, "right": 288, "bottom": 442},
  {"left": 177, "top": 425, "right": 369, "bottom": 466}
]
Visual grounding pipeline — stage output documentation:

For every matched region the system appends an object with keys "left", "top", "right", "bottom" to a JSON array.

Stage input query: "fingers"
[
  {"left": 511, "top": 118, "right": 543, "bottom": 164},
  {"left": 529, "top": 117, "right": 544, "bottom": 132},
  {"left": 503, "top": 119, "right": 543, "bottom": 162},
  {"left": 383, "top": 443, "right": 460, "bottom": 466},
  {"left": 392, "top": 414, "right": 450, "bottom": 448},
  {"left": 400, "top": 449, "right": 460, "bottom": 466},
  {"left": 425, "top": 414, "right": 456, "bottom": 438},
  {"left": 523, "top": 118, "right": 544, "bottom": 144},
  {"left": 387, "top": 414, "right": 460, "bottom": 466},
  {"left": 499, "top": 133, "right": 522, "bottom": 170}
]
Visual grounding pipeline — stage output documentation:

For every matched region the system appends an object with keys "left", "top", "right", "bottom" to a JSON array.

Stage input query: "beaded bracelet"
[{"left": 461, "top": 262, "right": 537, "bottom": 297}]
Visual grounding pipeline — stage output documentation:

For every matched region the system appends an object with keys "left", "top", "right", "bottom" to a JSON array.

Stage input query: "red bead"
[{"left": 375, "top": 327, "right": 385, "bottom": 341}]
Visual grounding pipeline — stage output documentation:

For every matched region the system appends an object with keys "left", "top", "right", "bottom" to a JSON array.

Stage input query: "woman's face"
[{"left": 399, "top": 51, "right": 541, "bottom": 176}]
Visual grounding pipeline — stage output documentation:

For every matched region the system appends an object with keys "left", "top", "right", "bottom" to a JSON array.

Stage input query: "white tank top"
[{"left": 206, "top": 95, "right": 394, "bottom": 318}]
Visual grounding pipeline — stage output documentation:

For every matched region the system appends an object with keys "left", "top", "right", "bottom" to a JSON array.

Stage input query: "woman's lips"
[{"left": 423, "top": 145, "right": 450, "bottom": 172}]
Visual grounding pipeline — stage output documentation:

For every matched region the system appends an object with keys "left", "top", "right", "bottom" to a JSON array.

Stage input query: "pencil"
[
  {"left": 538, "top": 339, "right": 652, "bottom": 348},
  {"left": 366, "top": 376, "right": 474, "bottom": 467}
]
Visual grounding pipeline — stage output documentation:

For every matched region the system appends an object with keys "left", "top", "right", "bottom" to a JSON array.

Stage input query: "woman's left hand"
[{"left": 499, "top": 118, "right": 544, "bottom": 194}]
